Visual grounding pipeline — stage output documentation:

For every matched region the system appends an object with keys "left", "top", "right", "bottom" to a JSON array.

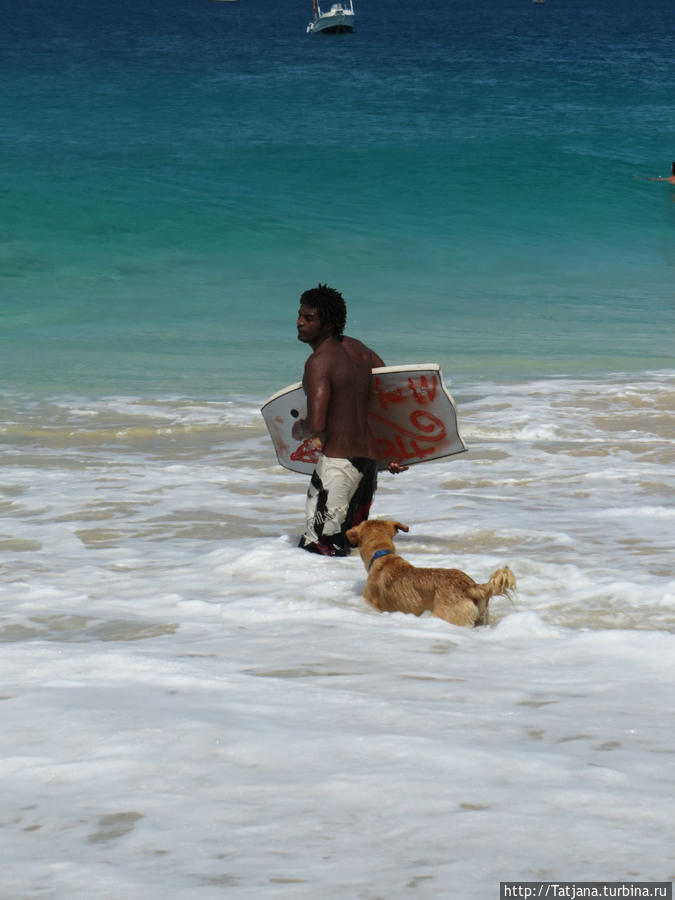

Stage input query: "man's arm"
[{"left": 292, "top": 355, "right": 331, "bottom": 441}]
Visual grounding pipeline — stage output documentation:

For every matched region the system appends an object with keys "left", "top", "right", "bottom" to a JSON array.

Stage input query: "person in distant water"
[
  {"left": 645, "top": 162, "right": 675, "bottom": 184},
  {"left": 292, "top": 284, "right": 405, "bottom": 556}
]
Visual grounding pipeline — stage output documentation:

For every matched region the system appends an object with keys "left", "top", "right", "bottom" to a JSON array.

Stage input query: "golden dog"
[{"left": 346, "top": 519, "right": 516, "bottom": 627}]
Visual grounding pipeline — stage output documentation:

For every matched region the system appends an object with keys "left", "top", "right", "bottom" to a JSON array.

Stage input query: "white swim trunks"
[{"left": 299, "top": 455, "right": 378, "bottom": 556}]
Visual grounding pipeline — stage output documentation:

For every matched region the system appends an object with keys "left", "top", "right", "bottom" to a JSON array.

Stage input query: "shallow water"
[{"left": 2, "top": 374, "right": 674, "bottom": 895}]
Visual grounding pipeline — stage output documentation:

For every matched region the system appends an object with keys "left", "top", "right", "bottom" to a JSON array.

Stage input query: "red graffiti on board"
[
  {"left": 290, "top": 439, "right": 321, "bottom": 466},
  {"left": 372, "top": 373, "right": 439, "bottom": 411},
  {"left": 370, "top": 374, "right": 447, "bottom": 466}
]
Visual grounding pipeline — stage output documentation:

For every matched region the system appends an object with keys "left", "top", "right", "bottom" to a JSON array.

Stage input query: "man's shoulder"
[
  {"left": 341, "top": 335, "right": 366, "bottom": 350},
  {"left": 306, "top": 336, "right": 381, "bottom": 373},
  {"left": 342, "top": 335, "right": 384, "bottom": 368},
  {"left": 310, "top": 335, "right": 366, "bottom": 361},
  {"left": 341, "top": 335, "right": 376, "bottom": 358}
]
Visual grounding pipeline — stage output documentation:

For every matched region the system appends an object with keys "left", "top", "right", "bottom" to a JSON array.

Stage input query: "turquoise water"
[{"left": 3, "top": 0, "right": 674, "bottom": 397}]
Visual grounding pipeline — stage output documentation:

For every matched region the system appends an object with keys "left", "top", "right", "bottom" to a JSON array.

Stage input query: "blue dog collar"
[{"left": 368, "top": 549, "right": 393, "bottom": 571}]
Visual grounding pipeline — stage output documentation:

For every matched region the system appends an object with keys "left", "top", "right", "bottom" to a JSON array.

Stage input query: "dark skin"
[{"left": 292, "top": 304, "right": 407, "bottom": 472}]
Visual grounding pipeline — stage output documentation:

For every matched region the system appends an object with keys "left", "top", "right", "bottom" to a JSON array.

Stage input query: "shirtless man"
[
  {"left": 645, "top": 162, "right": 675, "bottom": 184},
  {"left": 292, "top": 284, "right": 402, "bottom": 556}
]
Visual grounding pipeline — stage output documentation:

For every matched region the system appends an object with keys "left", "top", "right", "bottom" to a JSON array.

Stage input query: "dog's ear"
[
  {"left": 393, "top": 522, "right": 409, "bottom": 533},
  {"left": 345, "top": 526, "right": 360, "bottom": 546}
]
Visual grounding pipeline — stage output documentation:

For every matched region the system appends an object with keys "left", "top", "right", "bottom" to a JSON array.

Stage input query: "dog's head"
[{"left": 346, "top": 519, "right": 409, "bottom": 548}]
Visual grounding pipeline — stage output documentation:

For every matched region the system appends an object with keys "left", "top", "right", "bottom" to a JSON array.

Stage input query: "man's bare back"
[{"left": 301, "top": 335, "right": 383, "bottom": 459}]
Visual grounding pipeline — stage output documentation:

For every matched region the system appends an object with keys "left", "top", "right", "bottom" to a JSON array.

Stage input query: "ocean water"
[
  {"left": 2, "top": 0, "right": 675, "bottom": 896},
  {"left": 3, "top": 0, "right": 675, "bottom": 394}
]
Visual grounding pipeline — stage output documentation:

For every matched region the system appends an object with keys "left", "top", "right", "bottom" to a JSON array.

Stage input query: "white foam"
[{"left": 1, "top": 373, "right": 674, "bottom": 898}]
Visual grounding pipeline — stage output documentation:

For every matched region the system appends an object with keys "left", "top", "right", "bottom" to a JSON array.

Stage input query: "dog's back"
[{"left": 379, "top": 560, "right": 516, "bottom": 627}]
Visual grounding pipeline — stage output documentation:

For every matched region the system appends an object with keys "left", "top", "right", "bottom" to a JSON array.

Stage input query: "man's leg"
[{"left": 299, "top": 457, "right": 367, "bottom": 556}]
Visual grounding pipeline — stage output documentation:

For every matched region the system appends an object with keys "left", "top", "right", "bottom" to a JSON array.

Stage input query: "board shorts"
[{"left": 299, "top": 456, "right": 378, "bottom": 557}]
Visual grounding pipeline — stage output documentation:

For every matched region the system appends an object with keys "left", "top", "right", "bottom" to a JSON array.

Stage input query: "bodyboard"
[{"left": 260, "top": 364, "right": 467, "bottom": 475}]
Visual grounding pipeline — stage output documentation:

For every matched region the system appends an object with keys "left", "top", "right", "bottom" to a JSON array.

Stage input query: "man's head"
[
  {"left": 671, "top": 161, "right": 675, "bottom": 176},
  {"left": 298, "top": 284, "right": 347, "bottom": 339}
]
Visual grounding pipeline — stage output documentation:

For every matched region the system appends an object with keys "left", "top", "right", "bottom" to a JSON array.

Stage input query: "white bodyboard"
[{"left": 261, "top": 364, "right": 467, "bottom": 474}]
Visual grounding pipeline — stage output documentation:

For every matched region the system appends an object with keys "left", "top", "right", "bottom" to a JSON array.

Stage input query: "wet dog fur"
[{"left": 346, "top": 519, "right": 516, "bottom": 627}]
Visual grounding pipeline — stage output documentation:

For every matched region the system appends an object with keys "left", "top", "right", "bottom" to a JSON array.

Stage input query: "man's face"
[{"left": 297, "top": 304, "right": 330, "bottom": 345}]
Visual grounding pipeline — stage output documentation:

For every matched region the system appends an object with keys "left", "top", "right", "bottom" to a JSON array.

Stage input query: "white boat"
[{"left": 306, "top": 0, "right": 355, "bottom": 34}]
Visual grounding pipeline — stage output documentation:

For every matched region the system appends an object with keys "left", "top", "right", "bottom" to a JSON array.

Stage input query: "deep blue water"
[{"left": 2, "top": 0, "right": 674, "bottom": 397}]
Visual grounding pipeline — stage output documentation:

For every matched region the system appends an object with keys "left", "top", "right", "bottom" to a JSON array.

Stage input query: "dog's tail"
[
  {"left": 469, "top": 566, "right": 516, "bottom": 626},
  {"left": 484, "top": 566, "right": 517, "bottom": 600}
]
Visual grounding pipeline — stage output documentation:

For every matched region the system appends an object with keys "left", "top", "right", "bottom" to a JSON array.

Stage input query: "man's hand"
[
  {"left": 387, "top": 461, "right": 408, "bottom": 474},
  {"left": 292, "top": 418, "right": 324, "bottom": 450},
  {"left": 292, "top": 418, "right": 308, "bottom": 441}
]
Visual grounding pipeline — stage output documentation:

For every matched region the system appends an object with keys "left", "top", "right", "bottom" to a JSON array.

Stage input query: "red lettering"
[
  {"left": 408, "top": 374, "right": 438, "bottom": 404},
  {"left": 372, "top": 375, "right": 407, "bottom": 411},
  {"left": 374, "top": 434, "right": 438, "bottom": 464},
  {"left": 373, "top": 374, "right": 439, "bottom": 410},
  {"left": 372, "top": 410, "right": 448, "bottom": 466},
  {"left": 290, "top": 439, "right": 321, "bottom": 465},
  {"left": 410, "top": 409, "right": 446, "bottom": 439},
  {"left": 370, "top": 411, "right": 445, "bottom": 444},
  {"left": 408, "top": 439, "right": 438, "bottom": 459},
  {"left": 369, "top": 373, "right": 449, "bottom": 466}
]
